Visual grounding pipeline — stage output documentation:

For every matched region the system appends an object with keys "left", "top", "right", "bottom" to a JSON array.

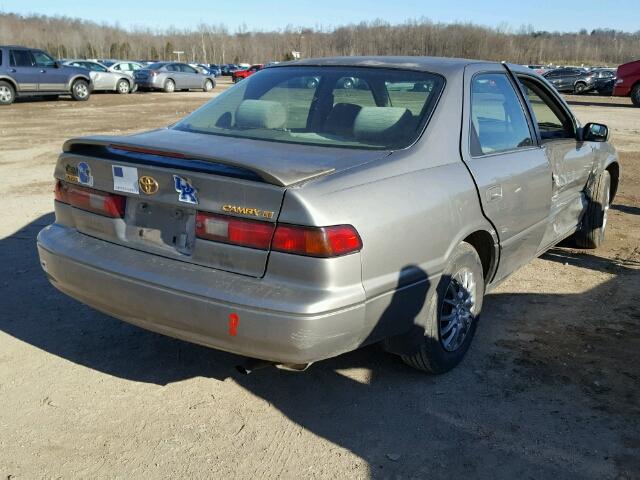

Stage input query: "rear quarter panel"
[{"left": 277, "top": 69, "right": 495, "bottom": 340}]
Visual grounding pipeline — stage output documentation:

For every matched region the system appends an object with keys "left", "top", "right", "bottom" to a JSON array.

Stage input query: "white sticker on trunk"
[{"left": 112, "top": 165, "right": 139, "bottom": 194}]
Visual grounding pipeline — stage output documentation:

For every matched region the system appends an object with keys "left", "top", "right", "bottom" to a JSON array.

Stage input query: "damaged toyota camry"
[{"left": 37, "top": 57, "right": 619, "bottom": 374}]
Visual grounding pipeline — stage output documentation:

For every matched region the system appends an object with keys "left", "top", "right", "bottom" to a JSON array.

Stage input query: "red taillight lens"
[
  {"left": 55, "top": 180, "right": 126, "bottom": 218},
  {"left": 196, "top": 212, "right": 276, "bottom": 250},
  {"left": 195, "top": 210, "right": 362, "bottom": 257},
  {"left": 272, "top": 224, "right": 362, "bottom": 257}
]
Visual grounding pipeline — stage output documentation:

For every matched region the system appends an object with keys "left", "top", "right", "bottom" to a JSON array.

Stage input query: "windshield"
[{"left": 173, "top": 66, "right": 445, "bottom": 150}]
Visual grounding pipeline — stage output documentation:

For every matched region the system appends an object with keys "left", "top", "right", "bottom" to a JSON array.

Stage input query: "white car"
[
  {"left": 108, "top": 61, "right": 144, "bottom": 78},
  {"left": 63, "top": 60, "right": 135, "bottom": 94}
]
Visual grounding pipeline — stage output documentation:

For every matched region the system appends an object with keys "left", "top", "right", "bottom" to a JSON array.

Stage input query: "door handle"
[
  {"left": 486, "top": 185, "right": 503, "bottom": 202},
  {"left": 40, "top": 69, "right": 46, "bottom": 73},
  {"left": 9, "top": 68, "right": 16, "bottom": 73}
]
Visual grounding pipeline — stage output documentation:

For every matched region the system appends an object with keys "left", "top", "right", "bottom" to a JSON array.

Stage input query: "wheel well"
[
  {"left": 464, "top": 231, "right": 496, "bottom": 282},
  {"left": 606, "top": 162, "right": 620, "bottom": 202},
  {"left": 0, "top": 77, "right": 18, "bottom": 92}
]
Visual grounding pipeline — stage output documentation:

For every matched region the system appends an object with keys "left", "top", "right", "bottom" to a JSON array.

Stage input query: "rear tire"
[
  {"left": 0, "top": 80, "right": 15, "bottom": 105},
  {"left": 400, "top": 242, "right": 485, "bottom": 374},
  {"left": 163, "top": 79, "right": 175, "bottom": 93},
  {"left": 71, "top": 79, "right": 90, "bottom": 101},
  {"left": 573, "top": 170, "right": 611, "bottom": 249},
  {"left": 631, "top": 84, "right": 640, "bottom": 107},
  {"left": 116, "top": 79, "right": 130, "bottom": 94}
]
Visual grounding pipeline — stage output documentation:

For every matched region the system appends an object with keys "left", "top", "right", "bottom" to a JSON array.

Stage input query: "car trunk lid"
[{"left": 56, "top": 130, "right": 388, "bottom": 277}]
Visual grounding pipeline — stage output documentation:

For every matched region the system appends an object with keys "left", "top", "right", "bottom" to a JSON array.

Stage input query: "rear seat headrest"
[
  {"left": 236, "top": 99, "right": 287, "bottom": 129},
  {"left": 353, "top": 107, "right": 413, "bottom": 143}
]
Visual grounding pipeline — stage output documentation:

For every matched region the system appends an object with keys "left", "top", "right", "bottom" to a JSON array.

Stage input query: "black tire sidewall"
[
  {"left": 631, "top": 85, "right": 640, "bottom": 107},
  {"left": 71, "top": 79, "right": 89, "bottom": 101},
  {"left": 204, "top": 79, "right": 213, "bottom": 91},
  {"left": 0, "top": 81, "right": 16, "bottom": 105},
  {"left": 164, "top": 80, "right": 175, "bottom": 93},
  {"left": 116, "top": 79, "right": 130, "bottom": 94},
  {"left": 413, "top": 243, "right": 485, "bottom": 373}
]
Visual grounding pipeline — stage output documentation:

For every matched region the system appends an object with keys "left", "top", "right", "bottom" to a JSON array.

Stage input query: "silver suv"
[{"left": 0, "top": 45, "right": 92, "bottom": 105}]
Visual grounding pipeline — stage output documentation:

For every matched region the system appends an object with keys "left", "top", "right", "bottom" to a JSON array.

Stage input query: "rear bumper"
[
  {"left": 37, "top": 224, "right": 367, "bottom": 364},
  {"left": 135, "top": 78, "right": 162, "bottom": 89},
  {"left": 613, "top": 84, "right": 630, "bottom": 97}
]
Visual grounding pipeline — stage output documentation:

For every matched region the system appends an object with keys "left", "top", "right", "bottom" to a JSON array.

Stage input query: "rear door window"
[
  {"left": 10, "top": 50, "right": 35, "bottom": 67},
  {"left": 470, "top": 73, "right": 533, "bottom": 156}
]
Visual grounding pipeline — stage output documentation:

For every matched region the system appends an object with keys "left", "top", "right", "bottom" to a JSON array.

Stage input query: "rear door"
[
  {"left": 514, "top": 72, "right": 597, "bottom": 249},
  {"left": 8, "top": 49, "right": 39, "bottom": 92},
  {"left": 461, "top": 65, "right": 552, "bottom": 282}
]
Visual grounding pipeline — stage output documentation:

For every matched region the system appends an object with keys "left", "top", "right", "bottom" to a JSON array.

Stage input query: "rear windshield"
[
  {"left": 173, "top": 66, "right": 445, "bottom": 150},
  {"left": 148, "top": 62, "right": 167, "bottom": 69}
]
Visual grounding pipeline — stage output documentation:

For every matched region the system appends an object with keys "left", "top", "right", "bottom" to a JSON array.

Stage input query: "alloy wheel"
[
  {"left": 0, "top": 85, "right": 12, "bottom": 103},
  {"left": 439, "top": 268, "right": 477, "bottom": 352}
]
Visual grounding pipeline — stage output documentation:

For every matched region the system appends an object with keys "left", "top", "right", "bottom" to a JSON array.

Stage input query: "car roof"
[
  {"left": 0, "top": 45, "right": 31, "bottom": 49},
  {"left": 274, "top": 55, "right": 487, "bottom": 76}
]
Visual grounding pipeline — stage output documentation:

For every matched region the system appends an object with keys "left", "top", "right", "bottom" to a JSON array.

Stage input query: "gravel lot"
[{"left": 0, "top": 79, "right": 638, "bottom": 479}]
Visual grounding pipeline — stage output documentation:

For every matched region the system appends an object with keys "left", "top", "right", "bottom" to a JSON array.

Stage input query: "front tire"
[
  {"left": 631, "top": 84, "right": 640, "bottom": 107},
  {"left": 0, "top": 80, "right": 15, "bottom": 105},
  {"left": 401, "top": 242, "right": 485, "bottom": 374},
  {"left": 573, "top": 170, "right": 611, "bottom": 248},
  {"left": 574, "top": 82, "right": 587, "bottom": 94},
  {"left": 116, "top": 79, "right": 130, "bottom": 94},
  {"left": 71, "top": 79, "right": 90, "bottom": 101},
  {"left": 163, "top": 79, "right": 175, "bottom": 93},
  {"left": 203, "top": 79, "right": 214, "bottom": 92}
]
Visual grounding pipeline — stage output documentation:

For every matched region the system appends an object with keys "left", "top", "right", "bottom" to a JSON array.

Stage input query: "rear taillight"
[
  {"left": 196, "top": 212, "right": 275, "bottom": 250},
  {"left": 55, "top": 180, "right": 126, "bottom": 218},
  {"left": 196, "top": 212, "right": 362, "bottom": 257},
  {"left": 150, "top": 70, "right": 158, "bottom": 77},
  {"left": 272, "top": 224, "right": 362, "bottom": 257}
]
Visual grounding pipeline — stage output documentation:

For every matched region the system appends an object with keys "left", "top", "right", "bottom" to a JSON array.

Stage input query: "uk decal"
[
  {"left": 77, "top": 162, "right": 93, "bottom": 187},
  {"left": 173, "top": 175, "right": 198, "bottom": 204}
]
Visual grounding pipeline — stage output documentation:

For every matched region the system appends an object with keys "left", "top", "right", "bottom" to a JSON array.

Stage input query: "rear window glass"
[
  {"left": 10, "top": 49, "right": 34, "bottom": 67},
  {"left": 173, "top": 66, "right": 444, "bottom": 150}
]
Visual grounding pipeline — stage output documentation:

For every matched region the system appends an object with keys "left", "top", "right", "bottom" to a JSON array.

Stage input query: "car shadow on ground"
[{"left": 1, "top": 214, "right": 639, "bottom": 478}]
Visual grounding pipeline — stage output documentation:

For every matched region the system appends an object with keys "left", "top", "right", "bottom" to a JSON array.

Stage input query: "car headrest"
[
  {"left": 353, "top": 107, "right": 413, "bottom": 143},
  {"left": 236, "top": 99, "right": 286, "bottom": 129},
  {"left": 324, "top": 103, "right": 362, "bottom": 136}
]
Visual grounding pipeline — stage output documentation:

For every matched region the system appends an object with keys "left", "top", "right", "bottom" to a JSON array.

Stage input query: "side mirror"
[
  {"left": 54, "top": 61, "right": 61, "bottom": 68},
  {"left": 582, "top": 122, "right": 609, "bottom": 142}
]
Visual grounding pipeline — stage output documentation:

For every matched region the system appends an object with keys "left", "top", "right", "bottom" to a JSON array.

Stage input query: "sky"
[{"left": 1, "top": 0, "right": 639, "bottom": 33}]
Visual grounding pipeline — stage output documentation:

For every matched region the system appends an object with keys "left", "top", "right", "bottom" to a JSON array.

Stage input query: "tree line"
[{"left": 1, "top": 12, "right": 638, "bottom": 66}]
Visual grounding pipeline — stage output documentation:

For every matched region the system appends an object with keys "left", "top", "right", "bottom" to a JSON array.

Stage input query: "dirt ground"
[{"left": 0, "top": 79, "right": 638, "bottom": 479}]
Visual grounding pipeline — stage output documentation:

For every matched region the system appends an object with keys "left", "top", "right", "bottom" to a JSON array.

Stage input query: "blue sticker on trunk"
[
  {"left": 77, "top": 162, "right": 93, "bottom": 187},
  {"left": 173, "top": 175, "right": 198, "bottom": 204}
]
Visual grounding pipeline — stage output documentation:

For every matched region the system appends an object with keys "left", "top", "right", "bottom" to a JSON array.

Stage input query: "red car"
[
  {"left": 232, "top": 64, "right": 264, "bottom": 83},
  {"left": 613, "top": 60, "right": 640, "bottom": 107}
]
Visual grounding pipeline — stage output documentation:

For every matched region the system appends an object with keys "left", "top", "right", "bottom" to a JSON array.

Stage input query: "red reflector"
[
  {"left": 196, "top": 212, "right": 275, "bottom": 250},
  {"left": 55, "top": 180, "right": 126, "bottom": 218},
  {"left": 272, "top": 224, "right": 362, "bottom": 257}
]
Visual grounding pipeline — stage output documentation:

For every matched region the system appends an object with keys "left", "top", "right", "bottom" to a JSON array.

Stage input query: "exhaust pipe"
[{"left": 235, "top": 358, "right": 274, "bottom": 375}]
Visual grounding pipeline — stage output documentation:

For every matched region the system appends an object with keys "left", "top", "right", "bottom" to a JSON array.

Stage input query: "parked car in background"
[
  {"left": 613, "top": 60, "right": 640, "bottom": 106},
  {"left": 543, "top": 68, "right": 596, "bottom": 94},
  {"left": 133, "top": 62, "right": 216, "bottom": 92},
  {"left": 108, "top": 61, "right": 144, "bottom": 77},
  {"left": 232, "top": 64, "right": 264, "bottom": 82},
  {"left": 206, "top": 64, "right": 222, "bottom": 77},
  {"left": 38, "top": 57, "right": 619, "bottom": 374},
  {"left": 64, "top": 60, "right": 135, "bottom": 94},
  {"left": 221, "top": 64, "right": 240, "bottom": 76},
  {"left": 0, "top": 45, "right": 92, "bottom": 105},
  {"left": 590, "top": 68, "right": 616, "bottom": 96}
]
